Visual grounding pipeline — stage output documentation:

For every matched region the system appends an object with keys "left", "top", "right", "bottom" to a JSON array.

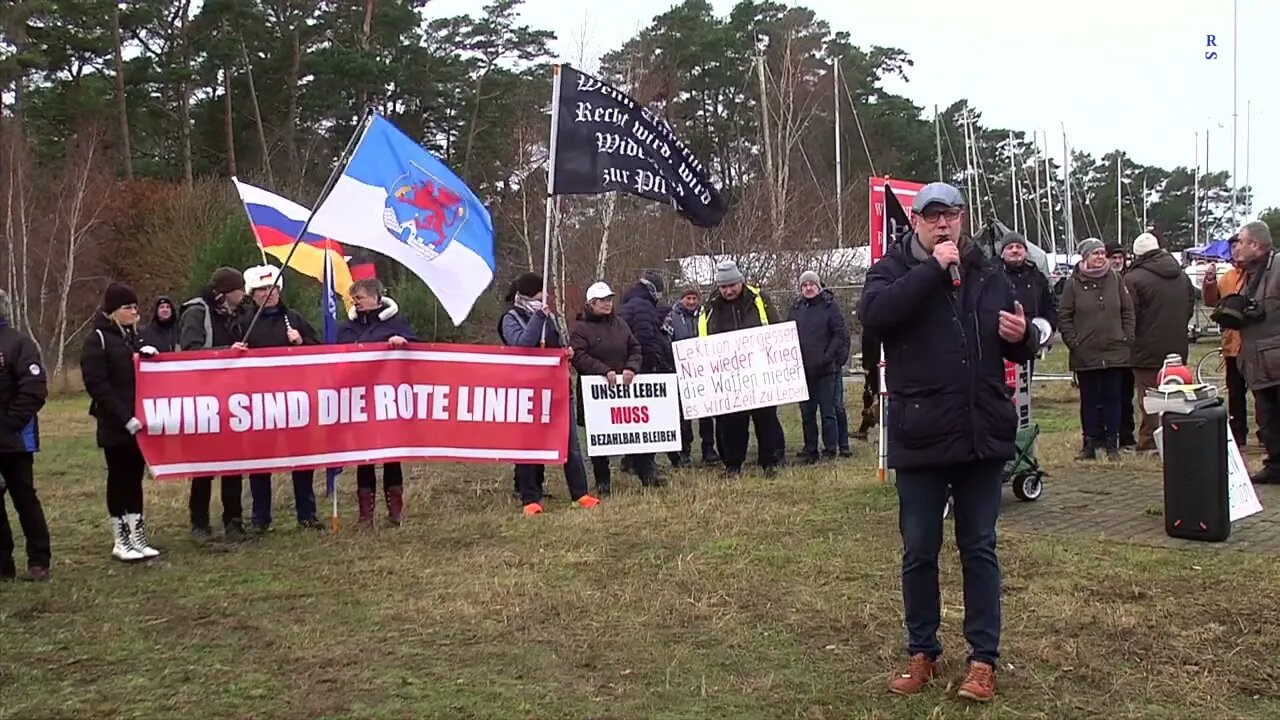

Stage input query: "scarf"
[
  {"left": 639, "top": 278, "right": 660, "bottom": 301},
  {"left": 513, "top": 292, "right": 544, "bottom": 315},
  {"left": 1077, "top": 261, "right": 1111, "bottom": 280}
]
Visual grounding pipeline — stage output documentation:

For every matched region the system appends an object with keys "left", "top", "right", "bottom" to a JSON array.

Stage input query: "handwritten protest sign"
[
  {"left": 580, "top": 374, "right": 681, "bottom": 457},
  {"left": 672, "top": 322, "right": 808, "bottom": 420},
  {"left": 134, "top": 344, "right": 569, "bottom": 478}
]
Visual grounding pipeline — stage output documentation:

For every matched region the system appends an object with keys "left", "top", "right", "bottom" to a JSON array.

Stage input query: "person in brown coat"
[
  {"left": 1124, "top": 233, "right": 1197, "bottom": 451},
  {"left": 569, "top": 281, "right": 654, "bottom": 493},
  {"left": 1059, "top": 238, "right": 1136, "bottom": 460}
]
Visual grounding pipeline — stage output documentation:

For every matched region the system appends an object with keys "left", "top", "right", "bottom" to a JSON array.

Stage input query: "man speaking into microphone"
[{"left": 858, "top": 182, "right": 1038, "bottom": 702}]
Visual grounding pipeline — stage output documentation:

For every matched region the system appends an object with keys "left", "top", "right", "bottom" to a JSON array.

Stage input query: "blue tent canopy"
[{"left": 1187, "top": 239, "right": 1232, "bottom": 260}]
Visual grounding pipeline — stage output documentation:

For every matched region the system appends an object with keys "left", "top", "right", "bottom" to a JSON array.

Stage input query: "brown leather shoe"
[
  {"left": 957, "top": 660, "right": 996, "bottom": 702},
  {"left": 888, "top": 653, "right": 935, "bottom": 695}
]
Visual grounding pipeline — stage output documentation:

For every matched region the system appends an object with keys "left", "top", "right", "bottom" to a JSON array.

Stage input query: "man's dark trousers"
[
  {"left": 896, "top": 459, "right": 1003, "bottom": 664},
  {"left": 800, "top": 372, "right": 840, "bottom": 458},
  {"left": 1226, "top": 356, "right": 1252, "bottom": 443},
  {"left": 719, "top": 407, "right": 782, "bottom": 471},
  {"left": 0, "top": 452, "right": 51, "bottom": 576}
]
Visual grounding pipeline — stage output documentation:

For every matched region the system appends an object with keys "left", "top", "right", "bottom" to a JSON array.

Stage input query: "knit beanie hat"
[
  {"left": 997, "top": 231, "right": 1027, "bottom": 255},
  {"left": 713, "top": 260, "right": 744, "bottom": 286},
  {"left": 101, "top": 282, "right": 139, "bottom": 314},
  {"left": 677, "top": 284, "right": 701, "bottom": 300},
  {"left": 641, "top": 271, "right": 665, "bottom": 295},
  {"left": 1076, "top": 238, "right": 1105, "bottom": 257},
  {"left": 1132, "top": 232, "right": 1160, "bottom": 257},
  {"left": 798, "top": 270, "right": 822, "bottom": 288},
  {"left": 1105, "top": 241, "right": 1125, "bottom": 257},
  {"left": 210, "top": 267, "right": 245, "bottom": 295}
]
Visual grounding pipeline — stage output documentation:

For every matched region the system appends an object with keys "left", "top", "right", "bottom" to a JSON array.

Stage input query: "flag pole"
[
  {"left": 540, "top": 64, "right": 563, "bottom": 348},
  {"left": 877, "top": 180, "right": 891, "bottom": 485},
  {"left": 243, "top": 107, "right": 375, "bottom": 344}
]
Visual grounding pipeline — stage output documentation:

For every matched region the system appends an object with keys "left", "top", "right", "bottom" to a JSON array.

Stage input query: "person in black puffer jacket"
[
  {"left": 80, "top": 283, "right": 162, "bottom": 563},
  {"left": 337, "top": 278, "right": 418, "bottom": 528},
  {"left": 787, "top": 270, "right": 850, "bottom": 462},
  {"left": 234, "top": 265, "right": 322, "bottom": 534},
  {"left": 997, "top": 233, "right": 1056, "bottom": 378},
  {"left": 619, "top": 271, "right": 670, "bottom": 374},
  {"left": 140, "top": 295, "right": 180, "bottom": 353},
  {"left": 0, "top": 289, "right": 51, "bottom": 581},
  {"left": 860, "top": 183, "right": 1037, "bottom": 700}
]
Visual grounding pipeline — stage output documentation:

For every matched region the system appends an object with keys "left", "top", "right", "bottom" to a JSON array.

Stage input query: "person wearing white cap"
[
  {"left": 569, "top": 281, "right": 657, "bottom": 493},
  {"left": 698, "top": 260, "right": 785, "bottom": 476},
  {"left": 1122, "top": 232, "right": 1196, "bottom": 452},
  {"left": 859, "top": 181, "right": 1038, "bottom": 702},
  {"left": 234, "top": 265, "right": 326, "bottom": 533}
]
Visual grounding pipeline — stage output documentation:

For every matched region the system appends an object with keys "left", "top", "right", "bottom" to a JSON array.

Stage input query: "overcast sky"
[{"left": 427, "top": 0, "right": 1277, "bottom": 228}]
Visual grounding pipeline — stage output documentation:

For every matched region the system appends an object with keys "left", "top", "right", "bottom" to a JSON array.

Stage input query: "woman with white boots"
[{"left": 80, "top": 282, "right": 161, "bottom": 562}]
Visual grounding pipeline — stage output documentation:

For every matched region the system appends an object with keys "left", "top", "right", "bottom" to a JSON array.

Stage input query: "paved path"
[{"left": 1000, "top": 465, "right": 1280, "bottom": 555}]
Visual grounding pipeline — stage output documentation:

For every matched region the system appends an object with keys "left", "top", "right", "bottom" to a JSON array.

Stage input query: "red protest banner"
[
  {"left": 133, "top": 343, "right": 570, "bottom": 479},
  {"left": 868, "top": 177, "right": 927, "bottom": 261}
]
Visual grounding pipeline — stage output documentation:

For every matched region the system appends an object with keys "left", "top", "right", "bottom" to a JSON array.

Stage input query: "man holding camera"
[{"left": 1205, "top": 221, "right": 1280, "bottom": 484}]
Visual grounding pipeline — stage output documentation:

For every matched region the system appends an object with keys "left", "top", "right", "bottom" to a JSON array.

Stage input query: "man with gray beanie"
[
  {"left": 698, "top": 259, "right": 784, "bottom": 475},
  {"left": 787, "top": 270, "right": 850, "bottom": 461},
  {"left": 0, "top": 289, "right": 52, "bottom": 581},
  {"left": 997, "top": 232, "right": 1057, "bottom": 369},
  {"left": 181, "top": 266, "right": 253, "bottom": 544},
  {"left": 859, "top": 182, "right": 1037, "bottom": 702}
]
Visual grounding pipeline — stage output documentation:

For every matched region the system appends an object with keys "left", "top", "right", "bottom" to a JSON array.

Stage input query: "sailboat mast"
[
  {"left": 1062, "top": 127, "right": 1074, "bottom": 244},
  {"left": 1008, "top": 131, "right": 1018, "bottom": 234},
  {"left": 1044, "top": 131, "right": 1056, "bottom": 257},
  {"left": 833, "top": 58, "right": 843, "bottom": 249},
  {"left": 1231, "top": 0, "right": 1238, "bottom": 226},
  {"left": 934, "top": 105, "right": 943, "bottom": 181},
  {"left": 1116, "top": 152, "right": 1122, "bottom": 246},
  {"left": 1194, "top": 131, "right": 1200, "bottom": 247},
  {"left": 1142, "top": 176, "right": 1148, "bottom": 229},
  {"left": 963, "top": 111, "right": 975, "bottom": 234},
  {"left": 1246, "top": 99, "right": 1252, "bottom": 218}
]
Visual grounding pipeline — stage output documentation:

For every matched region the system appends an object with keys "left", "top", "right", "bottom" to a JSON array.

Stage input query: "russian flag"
[{"left": 231, "top": 178, "right": 354, "bottom": 302}]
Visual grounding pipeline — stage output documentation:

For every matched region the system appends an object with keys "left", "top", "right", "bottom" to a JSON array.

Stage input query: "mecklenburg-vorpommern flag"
[
  {"left": 307, "top": 114, "right": 495, "bottom": 325},
  {"left": 231, "top": 177, "right": 355, "bottom": 303}
]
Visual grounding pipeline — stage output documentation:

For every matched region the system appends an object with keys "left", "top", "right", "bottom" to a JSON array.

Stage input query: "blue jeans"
[
  {"left": 249, "top": 470, "right": 318, "bottom": 527},
  {"left": 800, "top": 372, "right": 840, "bottom": 457},
  {"left": 896, "top": 460, "right": 1003, "bottom": 665}
]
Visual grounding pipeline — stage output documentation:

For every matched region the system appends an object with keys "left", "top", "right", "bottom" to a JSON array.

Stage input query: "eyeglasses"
[{"left": 915, "top": 207, "right": 963, "bottom": 223}]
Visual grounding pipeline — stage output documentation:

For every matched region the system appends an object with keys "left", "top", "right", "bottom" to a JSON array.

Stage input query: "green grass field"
[{"left": 3, "top": 341, "right": 1279, "bottom": 719}]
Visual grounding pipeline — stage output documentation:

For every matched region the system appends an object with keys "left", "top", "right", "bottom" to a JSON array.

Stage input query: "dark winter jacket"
[
  {"left": 179, "top": 287, "right": 250, "bottom": 350},
  {"left": 787, "top": 290, "right": 850, "bottom": 378},
  {"left": 669, "top": 302, "right": 700, "bottom": 343},
  {"left": 140, "top": 295, "right": 180, "bottom": 353},
  {"left": 860, "top": 326, "right": 881, "bottom": 372},
  {"left": 569, "top": 307, "right": 641, "bottom": 376},
  {"left": 1003, "top": 262, "right": 1058, "bottom": 331},
  {"left": 1058, "top": 265, "right": 1135, "bottom": 371},
  {"left": 858, "top": 236, "right": 1038, "bottom": 470},
  {"left": 336, "top": 298, "right": 417, "bottom": 345},
  {"left": 0, "top": 322, "right": 47, "bottom": 454},
  {"left": 619, "top": 283, "right": 667, "bottom": 372},
  {"left": 80, "top": 315, "right": 144, "bottom": 449},
  {"left": 500, "top": 307, "right": 567, "bottom": 349},
  {"left": 242, "top": 303, "right": 320, "bottom": 349},
  {"left": 698, "top": 285, "right": 780, "bottom": 336},
  {"left": 1123, "top": 250, "right": 1196, "bottom": 368}
]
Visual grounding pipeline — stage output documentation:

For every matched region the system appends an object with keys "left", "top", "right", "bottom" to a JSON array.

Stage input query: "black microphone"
[{"left": 948, "top": 264, "right": 961, "bottom": 287}]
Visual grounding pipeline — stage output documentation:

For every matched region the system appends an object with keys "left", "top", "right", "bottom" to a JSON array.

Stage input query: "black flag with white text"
[{"left": 552, "top": 65, "right": 727, "bottom": 228}]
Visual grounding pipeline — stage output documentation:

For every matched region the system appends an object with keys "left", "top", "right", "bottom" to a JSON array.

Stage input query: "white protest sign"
[
  {"left": 672, "top": 321, "right": 808, "bottom": 420},
  {"left": 581, "top": 373, "right": 682, "bottom": 457},
  {"left": 1225, "top": 426, "right": 1263, "bottom": 522}
]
